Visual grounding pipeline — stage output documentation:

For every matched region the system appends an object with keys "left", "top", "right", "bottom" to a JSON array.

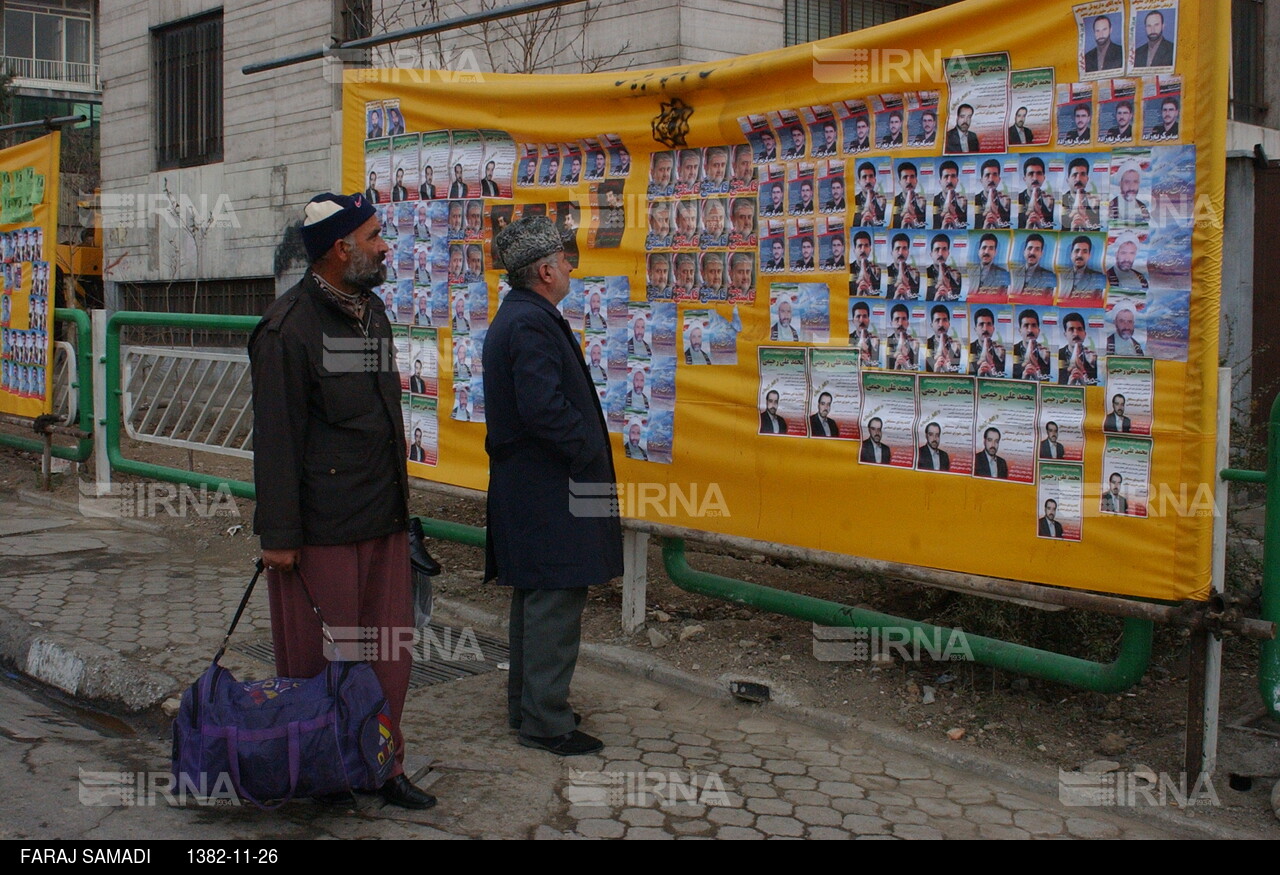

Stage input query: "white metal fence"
[{"left": 120, "top": 347, "right": 252, "bottom": 458}]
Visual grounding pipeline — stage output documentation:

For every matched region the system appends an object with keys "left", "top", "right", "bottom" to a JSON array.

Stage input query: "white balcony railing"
[{"left": 1, "top": 56, "right": 100, "bottom": 91}]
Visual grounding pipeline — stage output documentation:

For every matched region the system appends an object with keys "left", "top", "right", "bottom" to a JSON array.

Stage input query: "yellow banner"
[
  {"left": 0, "top": 131, "right": 61, "bottom": 419},
  {"left": 345, "top": 0, "right": 1228, "bottom": 602}
]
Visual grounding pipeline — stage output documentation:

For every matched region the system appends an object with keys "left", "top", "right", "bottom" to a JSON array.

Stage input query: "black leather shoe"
[
  {"left": 509, "top": 711, "right": 582, "bottom": 731},
  {"left": 518, "top": 730, "right": 603, "bottom": 756},
  {"left": 379, "top": 774, "right": 437, "bottom": 810}
]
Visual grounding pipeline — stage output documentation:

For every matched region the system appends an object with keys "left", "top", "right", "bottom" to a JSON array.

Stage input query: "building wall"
[
  {"left": 99, "top": 0, "right": 337, "bottom": 292},
  {"left": 98, "top": 0, "right": 784, "bottom": 296},
  {"left": 368, "top": 0, "right": 782, "bottom": 73}
]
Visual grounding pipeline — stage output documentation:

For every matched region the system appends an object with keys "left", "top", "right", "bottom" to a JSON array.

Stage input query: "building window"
[
  {"left": 338, "top": 0, "right": 372, "bottom": 42},
  {"left": 784, "top": 0, "right": 966, "bottom": 46},
  {"left": 1232, "top": 0, "right": 1266, "bottom": 125},
  {"left": 153, "top": 11, "right": 223, "bottom": 170},
  {"left": 1, "top": 0, "right": 96, "bottom": 86}
]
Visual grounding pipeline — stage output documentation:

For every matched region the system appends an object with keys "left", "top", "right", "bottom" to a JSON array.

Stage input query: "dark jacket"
[
  {"left": 482, "top": 286, "right": 623, "bottom": 589},
  {"left": 248, "top": 272, "right": 408, "bottom": 550}
]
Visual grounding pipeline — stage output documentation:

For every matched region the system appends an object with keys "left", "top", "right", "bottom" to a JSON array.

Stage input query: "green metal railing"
[
  {"left": 1221, "top": 393, "right": 1280, "bottom": 720},
  {"left": 104, "top": 311, "right": 258, "bottom": 498},
  {"left": 0, "top": 308, "right": 93, "bottom": 462},
  {"left": 661, "top": 538, "right": 1153, "bottom": 693}
]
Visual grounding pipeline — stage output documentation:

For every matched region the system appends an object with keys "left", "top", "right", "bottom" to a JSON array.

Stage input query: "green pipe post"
[
  {"left": 415, "top": 516, "right": 486, "bottom": 548},
  {"left": 1262, "top": 395, "right": 1280, "bottom": 719},
  {"left": 104, "top": 311, "right": 258, "bottom": 498},
  {"left": 0, "top": 308, "right": 94, "bottom": 462},
  {"left": 662, "top": 537, "right": 1152, "bottom": 694}
]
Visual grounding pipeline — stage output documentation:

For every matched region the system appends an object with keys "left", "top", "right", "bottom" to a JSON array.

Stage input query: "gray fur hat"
[{"left": 494, "top": 216, "right": 563, "bottom": 273}]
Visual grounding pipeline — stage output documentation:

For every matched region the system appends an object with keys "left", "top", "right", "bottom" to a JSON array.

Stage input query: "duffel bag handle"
[{"left": 212, "top": 561, "right": 337, "bottom": 666}]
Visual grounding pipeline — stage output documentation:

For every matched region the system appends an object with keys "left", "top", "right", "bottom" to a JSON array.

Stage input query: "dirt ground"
[{"left": 3, "top": 435, "right": 1278, "bottom": 833}]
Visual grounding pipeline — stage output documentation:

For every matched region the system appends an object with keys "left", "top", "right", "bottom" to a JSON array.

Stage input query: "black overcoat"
[{"left": 482, "top": 286, "right": 623, "bottom": 589}]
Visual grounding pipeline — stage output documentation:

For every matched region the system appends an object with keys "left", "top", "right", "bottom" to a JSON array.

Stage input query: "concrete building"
[
  {"left": 2, "top": 0, "right": 102, "bottom": 267},
  {"left": 90, "top": 0, "right": 1280, "bottom": 424}
]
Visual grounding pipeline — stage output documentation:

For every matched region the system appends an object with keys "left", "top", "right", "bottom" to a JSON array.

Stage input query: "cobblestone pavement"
[{"left": 0, "top": 492, "right": 1259, "bottom": 839}]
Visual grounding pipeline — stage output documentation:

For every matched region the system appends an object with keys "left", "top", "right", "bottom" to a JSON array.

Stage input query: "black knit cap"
[{"left": 300, "top": 192, "right": 377, "bottom": 262}]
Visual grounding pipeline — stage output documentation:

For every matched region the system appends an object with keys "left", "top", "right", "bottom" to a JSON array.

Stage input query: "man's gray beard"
[{"left": 343, "top": 246, "right": 387, "bottom": 292}]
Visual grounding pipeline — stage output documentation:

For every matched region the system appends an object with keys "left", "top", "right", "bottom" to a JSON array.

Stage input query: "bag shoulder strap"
[{"left": 212, "top": 559, "right": 331, "bottom": 665}]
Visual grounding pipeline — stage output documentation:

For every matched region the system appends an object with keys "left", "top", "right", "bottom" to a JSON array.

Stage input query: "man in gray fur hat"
[{"left": 483, "top": 217, "right": 623, "bottom": 756}]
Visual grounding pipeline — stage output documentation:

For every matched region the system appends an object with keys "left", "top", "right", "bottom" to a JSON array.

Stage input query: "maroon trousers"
[{"left": 266, "top": 531, "right": 413, "bottom": 777}]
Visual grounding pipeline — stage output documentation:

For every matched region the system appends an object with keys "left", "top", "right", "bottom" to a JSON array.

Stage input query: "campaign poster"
[
  {"left": 1097, "top": 78, "right": 1140, "bottom": 146},
  {"left": 682, "top": 308, "right": 724, "bottom": 366},
  {"left": 479, "top": 129, "right": 517, "bottom": 199},
  {"left": 1056, "top": 82, "right": 1097, "bottom": 147},
  {"left": 1036, "top": 462, "right": 1084, "bottom": 541},
  {"left": 409, "top": 395, "right": 438, "bottom": 467},
  {"left": 915, "top": 375, "right": 976, "bottom": 475},
  {"left": 393, "top": 325, "right": 412, "bottom": 391},
  {"left": 1058, "top": 152, "right": 1108, "bottom": 233},
  {"left": 906, "top": 90, "right": 941, "bottom": 148},
  {"left": 409, "top": 326, "right": 439, "bottom": 398},
  {"left": 1055, "top": 230, "right": 1107, "bottom": 310},
  {"left": 923, "top": 301, "right": 965, "bottom": 374},
  {"left": 382, "top": 98, "right": 405, "bottom": 136},
  {"left": 1142, "top": 287, "right": 1189, "bottom": 362},
  {"left": 449, "top": 130, "right": 485, "bottom": 197},
  {"left": 363, "top": 137, "right": 391, "bottom": 204},
  {"left": 1141, "top": 75, "right": 1183, "bottom": 143},
  {"left": 650, "top": 354, "right": 676, "bottom": 413},
  {"left": 625, "top": 301, "right": 654, "bottom": 365},
  {"left": 621, "top": 415, "right": 651, "bottom": 463},
  {"left": 882, "top": 299, "right": 921, "bottom": 371},
  {"left": 847, "top": 297, "right": 884, "bottom": 368},
  {"left": 973, "top": 378, "right": 1037, "bottom": 483},
  {"left": 757, "top": 347, "right": 808, "bottom": 437},
  {"left": 870, "top": 94, "right": 905, "bottom": 150},
  {"left": 644, "top": 409, "right": 674, "bottom": 465},
  {"left": 836, "top": 98, "right": 874, "bottom": 154},
  {"left": 1075, "top": 0, "right": 1127, "bottom": 81},
  {"left": 972, "top": 223, "right": 1013, "bottom": 301},
  {"left": 807, "top": 348, "right": 862, "bottom": 440},
  {"left": 942, "top": 53, "right": 1010, "bottom": 154},
  {"left": 1103, "top": 293, "right": 1148, "bottom": 355},
  {"left": 967, "top": 304, "right": 1011, "bottom": 377},
  {"left": 771, "top": 109, "right": 809, "bottom": 160},
  {"left": 364, "top": 100, "right": 385, "bottom": 140},
  {"left": 1127, "top": 0, "right": 1178, "bottom": 75},
  {"left": 768, "top": 284, "right": 804, "bottom": 342},
  {"left": 390, "top": 133, "right": 420, "bottom": 202},
  {"left": 858, "top": 371, "right": 916, "bottom": 468},
  {"left": 1100, "top": 435, "right": 1153, "bottom": 517},
  {"left": 649, "top": 301, "right": 678, "bottom": 358},
  {"left": 1037, "top": 383, "right": 1086, "bottom": 461},
  {"left": 1007, "top": 68, "right": 1055, "bottom": 148},
  {"left": 1102, "top": 356, "right": 1155, "bottom": 436},
  {"left": 849, "top": 155, "right": 892, "bottom": 228}
]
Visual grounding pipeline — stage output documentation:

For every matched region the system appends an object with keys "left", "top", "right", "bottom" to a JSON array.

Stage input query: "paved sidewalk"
[{"left": 0, "top": 490, "right": 1262, "bottom": 839}]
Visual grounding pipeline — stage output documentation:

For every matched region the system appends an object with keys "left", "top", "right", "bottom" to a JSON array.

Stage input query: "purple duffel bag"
[{"left": 171, "top": 562, "right": 396, "bottom": 808}]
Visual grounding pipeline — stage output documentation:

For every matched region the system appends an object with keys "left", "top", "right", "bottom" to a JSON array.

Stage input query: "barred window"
[
  {"left": 153, "top": 11, "right": 222, "bottom": 170},
  {"left": 1232, "top": 0, "right": 1266, "bottom": 125},
  {"left": 784, "top": 0, "right": 964, "bottom": 46}
]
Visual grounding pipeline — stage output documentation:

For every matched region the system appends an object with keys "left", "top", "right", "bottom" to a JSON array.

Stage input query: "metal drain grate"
[{"left": 235, "top": 622, "right": 509, "bottom": 690}]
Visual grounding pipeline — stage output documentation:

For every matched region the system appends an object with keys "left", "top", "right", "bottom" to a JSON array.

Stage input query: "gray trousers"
[{"left": 507, "top": 587, "right": 588, "bottom": 738}]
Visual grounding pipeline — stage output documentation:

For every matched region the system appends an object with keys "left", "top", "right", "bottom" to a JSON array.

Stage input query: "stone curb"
[{"left": 0, "top": 605, "right": 177, "bottom": 712}]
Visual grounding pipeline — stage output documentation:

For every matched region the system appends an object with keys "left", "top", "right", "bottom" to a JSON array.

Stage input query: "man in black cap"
[
  {"left": 249, "top": 192, "right": 435, "bottom": 810},
  {"left": 484, "top": 217, "right": 622, "bottom": 757}
]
